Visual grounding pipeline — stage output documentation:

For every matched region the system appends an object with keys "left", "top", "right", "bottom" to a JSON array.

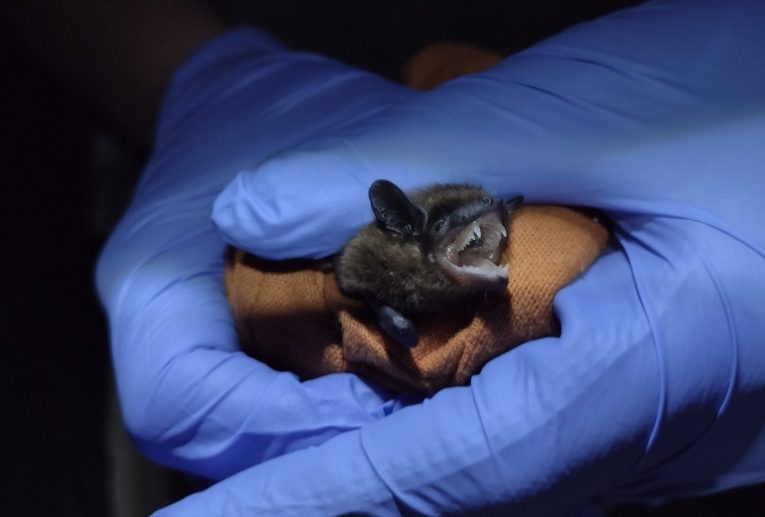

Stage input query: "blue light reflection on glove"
[
  {"left": 155, "top": 0, "right": 765, "bottom": 514},
  {"left": 154, "top": 226, "right": 765, "bottom": 517},
  {"left": 95, "top": 28, "right": 418, "bottom": 480},
  {"left": 215, "top": 1, "right": 765, "bottom": 261}
]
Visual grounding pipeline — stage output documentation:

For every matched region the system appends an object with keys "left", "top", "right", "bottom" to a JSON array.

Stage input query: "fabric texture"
[{"left": 226, "top": 205, "right": 608, "bottom": 393}]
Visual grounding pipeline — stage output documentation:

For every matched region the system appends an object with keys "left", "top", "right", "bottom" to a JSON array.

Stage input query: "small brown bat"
[{"left": 335, "top": 180, "right": 523, "bottom": 347}]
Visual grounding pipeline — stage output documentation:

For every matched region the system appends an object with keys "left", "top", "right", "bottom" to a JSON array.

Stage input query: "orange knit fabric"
[{"left": 225, "top": 206, "right": 608, "bottom": 394}]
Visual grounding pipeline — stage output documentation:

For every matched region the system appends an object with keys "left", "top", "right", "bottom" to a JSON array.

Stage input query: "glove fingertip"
[
  {"left": 212, "top": 167, "right": 362, "bottom": 259},
  {"left": 212, "top": 170, "right": 265, "bottom": 252}
]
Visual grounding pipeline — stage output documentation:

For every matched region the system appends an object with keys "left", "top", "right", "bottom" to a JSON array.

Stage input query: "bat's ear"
[
  {"left": 505, "top": 195, "right": 524, "bottom": 211},
  {"left": 369, "top": 180, "right": 427, "bottom": 237}
]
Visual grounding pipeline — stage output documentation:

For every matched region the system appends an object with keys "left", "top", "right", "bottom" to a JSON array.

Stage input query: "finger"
[
  {"left": 97, "top": 202, "right": 405, "bottom": 479},
  {"left": 96, "top": 27, "right": 416, "bottom": 479},
  {"left": 155, "top": 213, "right": 765, "bottom": 513},
  {"left": 213, "top": 0, "right": 765, "bottom": 259}
]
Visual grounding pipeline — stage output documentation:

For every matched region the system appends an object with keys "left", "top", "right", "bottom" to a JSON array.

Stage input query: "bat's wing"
[{"left": 365, "top": 297, "right": 419, "bottom": 348}]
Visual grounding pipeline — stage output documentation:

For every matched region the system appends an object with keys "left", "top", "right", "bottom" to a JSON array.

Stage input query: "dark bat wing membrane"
[{"left": 365, "top": 296, "right": 419, "bottom": 348}]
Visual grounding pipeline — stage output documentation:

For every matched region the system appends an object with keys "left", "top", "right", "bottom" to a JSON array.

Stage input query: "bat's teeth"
[
  {"left": 467, "top": 225, "right": 479, "bottom": 248},
  {"left": 443, "top": 210, "right": 505, "bottom": 257},
  {"left": 455, "top": 222, "right": 481, "bottom": 252}
]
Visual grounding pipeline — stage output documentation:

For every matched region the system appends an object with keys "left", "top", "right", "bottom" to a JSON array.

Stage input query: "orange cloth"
[
  {"left": 226, "top": 206, "right": 608, "bottom": 394},
  {"left": 402, "top": 43, "right": 504, "bottom": 90},
  {"left": 224, "top": 45, "right": 609, "bottom": 394}
]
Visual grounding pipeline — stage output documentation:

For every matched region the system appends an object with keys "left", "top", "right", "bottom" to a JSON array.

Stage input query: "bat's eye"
[
  {"left": 481, "top": 196, "right": 493, "bottom": 206},
  {"left": 432, "top": 218, "right": 446, "bottom": 234}
]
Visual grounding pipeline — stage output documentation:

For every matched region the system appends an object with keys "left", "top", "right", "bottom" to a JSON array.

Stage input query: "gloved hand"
[
  {"left": 95, "top": 28, "right": 419, "bottom": 480},
  {"left": 156, "top": 0, "right": 765, "bottom": 514}
]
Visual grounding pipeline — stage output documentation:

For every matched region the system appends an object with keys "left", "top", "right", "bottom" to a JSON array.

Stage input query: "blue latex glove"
[
  {"left": 95, "top": 28, "right": 419, "bottom": 480},
  {"left": 156, "top": 0, "right": 765, "bottom": 514}
]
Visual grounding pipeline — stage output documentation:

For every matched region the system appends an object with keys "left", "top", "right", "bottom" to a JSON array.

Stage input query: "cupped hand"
[
  {"left": 96, "top": 28, "right": 419, "bottom": 480},
  {"left": 161, "top": 1, "right": 765, "bottom": 514}
]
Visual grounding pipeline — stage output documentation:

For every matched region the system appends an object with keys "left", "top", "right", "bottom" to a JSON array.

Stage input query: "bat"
[{"left": 335, "top": 180, "right": 523, "bottom": 347}]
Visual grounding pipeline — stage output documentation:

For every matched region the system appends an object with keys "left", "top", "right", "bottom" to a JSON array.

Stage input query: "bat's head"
[
  {"left": 336, "top": 180, "right": 523, "bottom": 347},
  {"left": 369, "top": 180, "right": 522, "bottom": 292}
]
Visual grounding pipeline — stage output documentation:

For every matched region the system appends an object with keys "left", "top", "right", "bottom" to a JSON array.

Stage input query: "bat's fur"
[{"left": 335, "top": 183, "right": 511, "bottom": 316}]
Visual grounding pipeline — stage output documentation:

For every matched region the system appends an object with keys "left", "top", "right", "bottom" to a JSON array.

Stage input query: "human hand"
[
  {"left": 95, "top": 28, "right": 419, "bottom": 480},
  {"left": 158, "top": 1, "right": 765, "bottom": 514}
]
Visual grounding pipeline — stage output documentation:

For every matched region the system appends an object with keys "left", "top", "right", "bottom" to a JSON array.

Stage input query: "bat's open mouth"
[{"left": 436, "top": 209, "right": 509, "bottom": 290}]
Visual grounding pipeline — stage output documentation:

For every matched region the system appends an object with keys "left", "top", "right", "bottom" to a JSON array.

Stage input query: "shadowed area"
[{"left": 1, "top": 1, "right": 763, "bottom": 515}]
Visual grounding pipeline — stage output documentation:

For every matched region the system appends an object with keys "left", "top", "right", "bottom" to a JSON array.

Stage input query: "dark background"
[{"left": 1, "top": 1, "right": 764, "bottom": 515}]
